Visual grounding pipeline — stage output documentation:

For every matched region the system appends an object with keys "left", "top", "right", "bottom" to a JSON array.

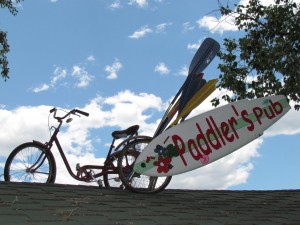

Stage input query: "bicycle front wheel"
[
  {"left": 4, "top": 142, "right": 56, "bottom": 183},
  {"left": 118, "top": 138, "right": 172, "bottom": 193}
]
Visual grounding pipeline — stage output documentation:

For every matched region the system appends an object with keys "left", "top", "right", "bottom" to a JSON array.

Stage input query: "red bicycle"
[{"left": 4, "top": 108, "right": 171, "bottom": 193}]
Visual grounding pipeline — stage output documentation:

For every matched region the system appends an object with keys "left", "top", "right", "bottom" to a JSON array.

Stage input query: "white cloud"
[
  {"left": 128, "top": 0, "right": 148, "bottom": 8},
  {"left": 154, "top": 62, "right": 170, "bottom": 75},
  {"left": 156, "top": 22, "right": 172, "bottom": 33},
  {"left": 265, "top": 101, "right": 300, "bottom": 136},
  {"left": 128, "top": 25, "right": 153, "bottom": 39},
  {"left": 196, "top": 0, "right": 242, "bottom": 33},
  {"left": 182, "top": 22, "right": 195, "bottom": 32},
  {"left": 178, "top": 65, "right": 188, "bottom": 77},
  {"left": 104, "top": 90, "right": 163, "bottom": 130},
  {"left": 30, "top": 66, "right": 67, "bottom": 93},
  {"left": 187, "top": 40, "right": 202, "bottom": 51},
  {"left": 87, "top": 55, "right": 96, "bottom": 62},
  {"left": 50, "top": 0, "right": 58, "bottom": 2},
  {"left": 129, "top": 23, "right": 172, "bottom": 39},
  {"left": 197, "top": 15, "right": 238, "bottom": 34},
  {"left": 0, "top": 105, "right": 52, "bottom": 157},
  {"left": 31, "top": 61, "right": 96, "bottom": 92},
  {"left": 72, "top": 65, "right": 94, "bottom": 88},
  {"left": 109, "top": 0, "right": 122, "bottom": 10},
  {"left": 104, "top": 58, "right": 123, "bottom": 79},
  {"left": 32, "top": 84, "right": 50, "bottom": 93},
  {"left": 51, "top": 67, "right": 67, "bottom": 86}
]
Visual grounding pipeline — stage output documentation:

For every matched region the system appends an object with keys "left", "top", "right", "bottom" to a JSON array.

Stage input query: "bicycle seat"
[{"left": 112, "top": 125, "right": 139, "bottom": 139}]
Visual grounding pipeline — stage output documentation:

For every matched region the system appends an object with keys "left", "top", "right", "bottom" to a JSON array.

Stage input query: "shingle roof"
[{"left": 0, "top": 181, "right": 300, "bottom": 225}]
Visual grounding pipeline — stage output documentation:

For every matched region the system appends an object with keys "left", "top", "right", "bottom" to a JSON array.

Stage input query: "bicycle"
[{"left": 4, "top": 107, "right": 171, "bottom": 193}]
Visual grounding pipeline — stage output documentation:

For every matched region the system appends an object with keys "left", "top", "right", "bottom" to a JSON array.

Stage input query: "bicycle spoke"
[{"left": 148, "top": 177, "right": 158, "bottom": 190}]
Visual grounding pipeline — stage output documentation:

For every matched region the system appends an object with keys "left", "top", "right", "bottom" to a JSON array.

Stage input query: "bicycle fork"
[{"left": 26, "top": 152, "right": 48, "bottom": 175}]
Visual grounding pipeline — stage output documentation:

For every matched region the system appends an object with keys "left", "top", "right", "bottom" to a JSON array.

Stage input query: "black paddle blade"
[
  {"left": 189, "top": 37, "right": 220, "bottom": 75},
  {"left": 175, "top": 38, "right": 220, "bottom": 104}
]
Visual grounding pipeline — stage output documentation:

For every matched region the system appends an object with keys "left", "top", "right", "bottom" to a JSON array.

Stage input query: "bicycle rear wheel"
[
  {"left": 4, "top": 142, "right": 56, "bottom": 183},
  {"left": 118, "top": 138, "right": 172, "bottom": 193}
]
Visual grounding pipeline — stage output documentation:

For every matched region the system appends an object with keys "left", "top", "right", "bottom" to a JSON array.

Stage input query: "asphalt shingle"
[{"left": 0, "top": 181, "right": 300, "bottom": 225}]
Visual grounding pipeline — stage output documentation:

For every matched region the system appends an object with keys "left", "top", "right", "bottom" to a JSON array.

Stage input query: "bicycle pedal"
[
  {"left": 97, "top": 179, "right": 103, "bottom": 187},
  {"left": 114, "top": 177, "right": 121, "bottom": 182}
]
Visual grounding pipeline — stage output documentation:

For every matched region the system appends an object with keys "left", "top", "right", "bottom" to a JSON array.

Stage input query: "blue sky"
[{"left": 0, "top": 0, "right": 299, "bottom": 190}]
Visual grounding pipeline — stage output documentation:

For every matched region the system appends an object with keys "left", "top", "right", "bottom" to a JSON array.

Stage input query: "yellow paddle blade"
[{"left": 170, "top": 79, "right": 218, "bottom": 127}]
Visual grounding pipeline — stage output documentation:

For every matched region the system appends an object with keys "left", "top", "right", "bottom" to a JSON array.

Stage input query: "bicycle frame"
[{"left": 34, "top": 119, "right": 150, "bottom": 183}]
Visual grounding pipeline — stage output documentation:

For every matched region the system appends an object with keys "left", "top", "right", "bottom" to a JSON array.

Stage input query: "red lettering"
[
  {"left": 196, "top": 123, "right": 212, "bottom": 155},
  {"left": 209, "top": 116, "right": 226, "bottom": 146},
  {"left": 231, "top": 105, "right": 239, "bottom": 116},
  {"left": 253, "top": 107, "right": 263, "bottom": 125},
  {"left": 220, "top": 121, "right": 234, "bottom": 142},
  {"left": 241, "top": 109, "right": 254, "bottom": 131},
  {"left": 188, "top": 139, "right": 202, "bottom": 160},
  {"left": 270, "top": 99, "right": 283, "bottom": 115},
  {"left": 206, "top": 118, "right": 222, "bottom": 150},
  {"left": 172, "top": 134, "right": 187, "bottom": 166},
  {"left": 264, "top": 106, "right": 275, "bottom": 119}
]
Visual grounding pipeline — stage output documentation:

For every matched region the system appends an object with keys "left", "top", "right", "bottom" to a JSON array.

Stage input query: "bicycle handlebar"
[
  {"left": 50, "top": 107, "right": 89, "bottom": 121},
  {"left": 74, "top": 109, "right": 89, "bottom": 117}
]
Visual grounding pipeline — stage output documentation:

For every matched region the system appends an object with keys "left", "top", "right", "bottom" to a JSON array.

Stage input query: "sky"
[{"left": 0, "top": 0, "right": 299, "bottom": 190}]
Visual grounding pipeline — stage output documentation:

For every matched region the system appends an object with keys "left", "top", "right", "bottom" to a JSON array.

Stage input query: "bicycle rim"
[
  {"left": 118, "top": 139, "right": 172, "bottom": 193},
  {"left": 4, "top": 142, "right": 56, "bottom": 183}
]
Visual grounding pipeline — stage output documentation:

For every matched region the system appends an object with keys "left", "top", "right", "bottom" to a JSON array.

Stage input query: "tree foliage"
[
  {"left": 0, "top": 0, "right": 23, "bottom": 81},
  {"left": 213, "top": 0, "right": 300, "bottom": 110}
]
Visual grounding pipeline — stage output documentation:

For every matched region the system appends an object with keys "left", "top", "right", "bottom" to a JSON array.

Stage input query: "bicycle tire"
[
  {"left": 118, "top": 138, "right": 172, "bottom": 193},
  {"left": 4, "top": 142, "right": 56, "bottom": 183},
  {"left": 103, "top": 152, "right": 123, "bottom": 188}
]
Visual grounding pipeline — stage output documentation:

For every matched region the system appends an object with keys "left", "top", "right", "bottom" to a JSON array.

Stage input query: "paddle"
[
  {"left": 178, "top": 38, "right": 220, "bottom": 116},
  {"left": 169, "top": 79, "right": 218, "bottom": 127},
  {"left": 153, "top": 38, "right": 220, "bottom": 137}
]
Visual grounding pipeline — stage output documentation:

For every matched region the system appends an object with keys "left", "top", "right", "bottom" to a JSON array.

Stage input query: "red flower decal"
[{"left": 153, "top": 156, "right": 172, "bottom": 173}]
